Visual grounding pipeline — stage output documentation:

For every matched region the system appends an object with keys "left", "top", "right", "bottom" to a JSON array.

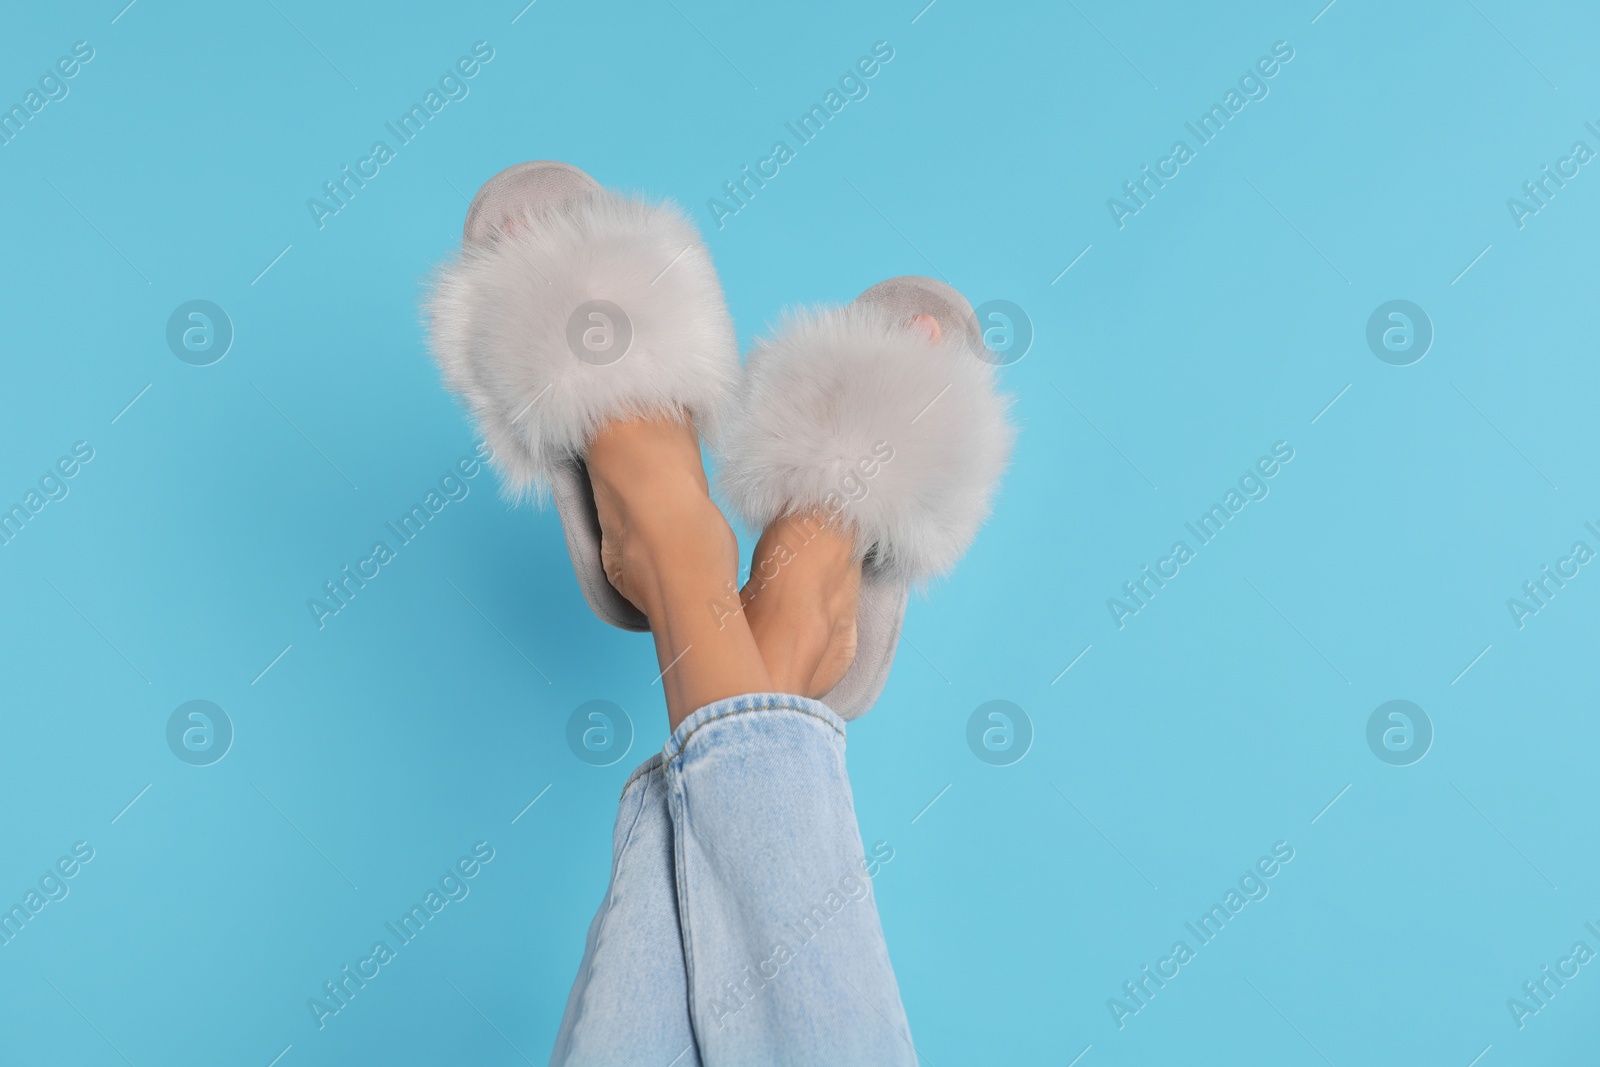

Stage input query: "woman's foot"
[
  {"left": 584, "top": 414, "right": 771, "bottom": 728},
  {"left": 740, "top": 512, "right": 863, "bottom": 699},
  {"left": 586, "top": 416, "right": 728, "bottom": 616}
]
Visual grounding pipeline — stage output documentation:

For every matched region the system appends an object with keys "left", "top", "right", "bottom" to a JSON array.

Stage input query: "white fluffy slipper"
[
  {"left": 719, "top": 277, "right": 1016, "bottom": 719},
  {"left": 426, "top": 161, "right": 739, "bottom": 630}
]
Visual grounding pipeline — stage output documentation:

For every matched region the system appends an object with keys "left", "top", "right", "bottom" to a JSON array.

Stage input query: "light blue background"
[{"left": 2, "top": 1, "right": 1596, "bottom": 1064}]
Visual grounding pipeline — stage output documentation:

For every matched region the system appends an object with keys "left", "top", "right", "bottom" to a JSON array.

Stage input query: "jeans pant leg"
[
  {"left": 662, "top": 693, "right": 917, "bottom": 1067},
  {"left": 550, "top": 756, "right": 702, "bottom": 1067}
]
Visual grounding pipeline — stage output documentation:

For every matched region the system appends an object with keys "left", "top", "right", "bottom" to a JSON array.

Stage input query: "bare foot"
[
  {"left": 739, "top": 511, "right": 862, "bottom": 699},
  {"left": 585, "top": 415, "right": 770, "bottom": 728},
  {"left": 585, "top": 416, "right": 727, "bottom": 615}
]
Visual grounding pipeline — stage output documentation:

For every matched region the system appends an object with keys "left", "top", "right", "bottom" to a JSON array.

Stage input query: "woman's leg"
[
  {"left": 584, "top": 415, "right": 771, "bottom": 728},
  {"left": 662, "top": 695, "right": 915, "bottom": 1066},
  {"left": 551, "top": 713, "right": 913, "bottom": 1067},
  {"left": 552, "top": 414, "right": 759, "bottom": 1065},
  {"left": 579, "top": 413, "right": 916, "bottom": 1065},
  {"left": 549, "top": 757, "right": 701, "bottom": 1067}
]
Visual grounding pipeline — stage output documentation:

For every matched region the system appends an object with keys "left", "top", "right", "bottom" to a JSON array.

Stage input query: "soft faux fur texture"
[
  {"left": 719, "top": 301, "right": 1015, "bottom": 584},
  {"left": 426, "top": 188, "right": 739, "bottom": 500}
]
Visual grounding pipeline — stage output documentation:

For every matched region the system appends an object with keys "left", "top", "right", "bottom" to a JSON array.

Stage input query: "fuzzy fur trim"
[
  {"left": 426, "top": 189, "right": 738, "bottom": 500},
  {"left": 719, "top": 302, "right": 1015, "bottom": 584}
]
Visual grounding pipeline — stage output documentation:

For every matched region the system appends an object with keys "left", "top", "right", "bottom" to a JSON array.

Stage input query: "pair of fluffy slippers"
[{"left": 427, "top": 161, "right": 1014, "bottom": 719}]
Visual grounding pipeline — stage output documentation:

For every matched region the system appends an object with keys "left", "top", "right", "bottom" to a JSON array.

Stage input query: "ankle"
[
  {"left": 620, "top": 497, "right": 740, "bottom": 622},
  {"left": 630, "top": 493, "right": 732, "bottom": 559},
  {"left": 741, "top": 512, "right": 861, "bottom": 697},
  {"left": 748, "top": 605, "right": 838, "bottom": 695}
]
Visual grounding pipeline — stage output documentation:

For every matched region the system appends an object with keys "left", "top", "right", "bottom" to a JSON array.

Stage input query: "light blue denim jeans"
[{"left": 549, "top": 693, "right": 917, "bottom": 1067}]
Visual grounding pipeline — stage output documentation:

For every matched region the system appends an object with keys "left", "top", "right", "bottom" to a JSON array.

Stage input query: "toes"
[{"left": 907, "top": 312, "right": 943, "bottom": 344}]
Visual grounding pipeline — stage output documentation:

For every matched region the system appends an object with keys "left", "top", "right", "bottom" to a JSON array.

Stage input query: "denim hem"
[
  {"left": 663, "top": 692, "right": 845, "bottom": 763},
  {"left": 619, "top": 753, "right": 665, "bottom": 800}
]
